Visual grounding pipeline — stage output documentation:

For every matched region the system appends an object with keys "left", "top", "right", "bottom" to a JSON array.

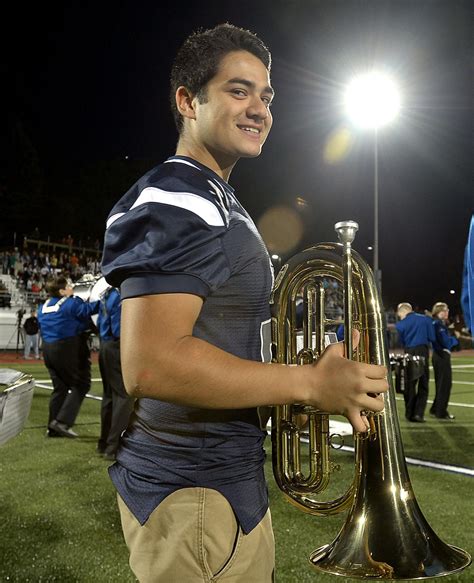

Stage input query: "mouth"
[{"left": 237, "top": 125, "right": 262, "bottom": 139}]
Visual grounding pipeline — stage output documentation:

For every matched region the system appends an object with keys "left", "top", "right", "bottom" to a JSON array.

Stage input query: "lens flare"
[
  {"left": 323, "top": 127, "right": 353, "bottom": 164},
  {"left": 257, "top": 205, "right": 303, "bottom": 255}
]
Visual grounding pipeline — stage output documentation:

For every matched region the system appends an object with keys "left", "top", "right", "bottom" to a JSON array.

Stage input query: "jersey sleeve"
[{"left": 101, "top": 187, "right": 231, "bottom": 300}]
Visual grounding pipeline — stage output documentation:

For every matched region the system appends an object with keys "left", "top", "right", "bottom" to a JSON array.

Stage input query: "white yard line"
[
  {"left": 33, "top": 381, "right": 474, "bottom": 478},
  {"left": 338, "top": 445, "right": 474, "bottom": 477},
  {"left": 35, "top": 380, "right": 102, "bottom": 401},
  {"left": 395, "top": 396, "right": 474, "bottom": 409}
]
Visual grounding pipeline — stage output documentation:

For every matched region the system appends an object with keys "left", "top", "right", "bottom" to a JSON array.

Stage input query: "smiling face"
[{"left": 176, "top": 50, "right": 274, "bottom": 178}]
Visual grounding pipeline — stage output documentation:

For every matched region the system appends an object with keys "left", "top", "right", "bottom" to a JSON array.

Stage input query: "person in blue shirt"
[
  {"left": 395, "top": 302, "right": 435, "bottom": 422},
  {"left": 430, "top": 302, "right": 459, "bottom": 420},
  {"left": 96, "top": 285, "right": 134, "bottom": 461},
  {"left": 100, "top": 23, "right": 388, "bottom": 583},
  {"left": 38, "top": 275, "right": 99, "bottom": 438}
]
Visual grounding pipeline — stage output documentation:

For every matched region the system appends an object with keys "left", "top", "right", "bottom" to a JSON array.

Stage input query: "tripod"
[{"left": 4, "top": 309, "right": 25, "bottom": 356}]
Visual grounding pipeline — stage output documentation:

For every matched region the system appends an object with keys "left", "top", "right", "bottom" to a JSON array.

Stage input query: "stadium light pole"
[{"left": 344, "top": 72, "right": 401, "bottom": 292}]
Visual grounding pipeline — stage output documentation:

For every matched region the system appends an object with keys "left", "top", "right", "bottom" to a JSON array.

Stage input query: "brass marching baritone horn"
[{"left": 270, "top": 221, "right": 471, "bottom": 579}]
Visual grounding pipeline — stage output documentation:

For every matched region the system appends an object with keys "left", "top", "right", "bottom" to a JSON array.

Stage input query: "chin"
[{"left": 239, "top": 145, "right": 263, "bottom": 158}]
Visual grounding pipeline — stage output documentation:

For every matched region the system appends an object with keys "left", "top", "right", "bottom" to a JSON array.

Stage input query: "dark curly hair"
[{"left": 170, "top": 23, "right": 271, "bottom": 133}]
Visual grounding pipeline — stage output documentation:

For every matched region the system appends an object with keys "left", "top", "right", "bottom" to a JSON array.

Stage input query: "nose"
[{"left": 247, "top": 95, "right": 270, "bottom": 121}]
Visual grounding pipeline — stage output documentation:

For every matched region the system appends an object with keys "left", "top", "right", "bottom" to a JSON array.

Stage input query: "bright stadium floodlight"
[
  {"left": 343, "top": 71, "right": 401, "bottom": 293},
  {"left": 344, "top": 71, "right": 401, "bottom": 129}
]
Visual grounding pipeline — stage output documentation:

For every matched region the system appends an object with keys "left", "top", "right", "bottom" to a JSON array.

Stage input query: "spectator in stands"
[
  {"left": 430, "top": 302, "right": 459, "bottom": 420},
  {"left": 0, "top": 282, "right": 12, "bottom": 308},
  {"left": 38, "top": 275, "right": 99, "bottom": 438},
  {"left": 97, "top": 285, "right": 134, "bottom": 461},
  {"left": 1, "top": 252, "right": 8, "bottom": 274},
  {"left": 23, "top": 309, "right": 40, "bottom": 359},
  {"left": 395, "top": 302, "right": 435, "bottom": 422}
]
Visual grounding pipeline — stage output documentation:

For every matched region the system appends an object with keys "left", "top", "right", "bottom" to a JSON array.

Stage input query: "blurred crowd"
[
  {"left": 0, "top": 239, "right": 470, "bottom": 354},
  {"left": 1, "top": 244, "right": 102, "bottom": 305}
]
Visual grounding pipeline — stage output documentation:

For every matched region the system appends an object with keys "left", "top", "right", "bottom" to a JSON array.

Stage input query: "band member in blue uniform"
[
  {"left": 97, "top": 285, "right": 134, "bottom": 460},
  {"left": 38, "top": 276, "right": 99, "bottom": 438},
  {"left": 430, "top": 302, "right": 459, "bottom": 420},
  {"left": 101, "top": 23, "right": 388, "bottom": 583},
  {"left": 395, "top": 302, "right": 435, "bottom": 422}
]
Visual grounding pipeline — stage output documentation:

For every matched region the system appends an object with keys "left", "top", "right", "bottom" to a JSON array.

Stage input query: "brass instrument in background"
[{"left": 270, "top": 221, "right": 471, "bottom": 579}]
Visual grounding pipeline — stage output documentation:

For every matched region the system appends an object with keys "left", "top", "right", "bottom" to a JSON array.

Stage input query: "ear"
[{"left": 175, "top": 86, "right": 197, "bottom": 121}]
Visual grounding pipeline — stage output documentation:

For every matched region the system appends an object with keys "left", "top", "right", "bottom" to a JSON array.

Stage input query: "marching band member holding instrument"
[
  {"left": 101, "top": 23, "right": 387, "bottom": 583},
  {"left": 38, "top": 275, "right": 99, "bottom": 438}
]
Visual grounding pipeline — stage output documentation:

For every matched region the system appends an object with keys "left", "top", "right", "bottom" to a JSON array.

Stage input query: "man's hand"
[{"left": 303, "top": 330, "right": 388, "bottom": 433}]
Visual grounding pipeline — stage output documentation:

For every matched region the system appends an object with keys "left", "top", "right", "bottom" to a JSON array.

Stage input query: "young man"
[
  {"left": 430, "top": 302, "right": 459, "bottom": 420},
  {"left": 395, "top": 302, "right": 435, "bottom": 422},
  {"left": 101, "top": 24, "right": 388, "bottom": 583}
]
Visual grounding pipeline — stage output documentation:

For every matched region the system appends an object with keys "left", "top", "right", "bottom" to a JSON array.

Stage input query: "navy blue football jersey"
[{"left": 101, "top": 156, "right": 274, "bottom": 533}]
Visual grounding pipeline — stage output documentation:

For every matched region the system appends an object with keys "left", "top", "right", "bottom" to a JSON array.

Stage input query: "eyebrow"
[{"left": 226, "top": 77, "right": 275, "bottom": 96}]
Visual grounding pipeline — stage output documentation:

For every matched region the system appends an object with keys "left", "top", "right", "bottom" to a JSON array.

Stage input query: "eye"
[{"left": 231, "top": 88, "right": 247, "bottom": 97}]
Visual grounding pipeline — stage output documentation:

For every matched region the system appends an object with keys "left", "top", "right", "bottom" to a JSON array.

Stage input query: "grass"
[{"left": 0, "top": 353, "right": 472, "bottom": 582}]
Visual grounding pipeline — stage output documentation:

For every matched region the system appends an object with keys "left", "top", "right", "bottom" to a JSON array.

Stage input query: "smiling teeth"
[{"left": 242, "top": 127, "right": 259, "bottom": 133}]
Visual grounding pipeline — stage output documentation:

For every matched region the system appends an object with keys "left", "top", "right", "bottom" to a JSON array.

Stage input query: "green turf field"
[{"left": 0, "top": 354, "right": 472, "bottom": 582}]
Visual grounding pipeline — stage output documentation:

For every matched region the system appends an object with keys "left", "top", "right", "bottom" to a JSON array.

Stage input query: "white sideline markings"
[
  {"left": 293, "top": 435, "right": 474, "bottom": 478},
  {"left": 395, "top": 396, "right": 474, "bottom": 409},
  {"left": 35, "top": 380, "right": 102, "bottom": 401},
  {"left": 36, "top": 381, "right": 473, "bottom": 477},
  {"left": 337, "top": 445, "right": 474, "bottom": 477}
]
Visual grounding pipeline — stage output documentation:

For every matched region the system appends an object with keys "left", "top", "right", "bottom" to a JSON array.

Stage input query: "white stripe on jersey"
[
  {"left": 41, "top": 297, "right": 68, "bottom": 313},
  {"left": 164, "top": 158, "right": 201, "bottom": 171},
  {"left": 106, "top": 212, "right": 125, "bottom": 228},
  {"left": 167, "top": 158, "right": 230, "bottom": 223},
  {"left": 207, "top": 180, "right": 230, "bottom": 226},
  {"left": 106, "top": 187, "right": 225, "bottom": 229}
]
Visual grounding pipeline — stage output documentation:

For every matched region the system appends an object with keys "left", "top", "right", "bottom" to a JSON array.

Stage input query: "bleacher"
[
  {"left": 0, "top": 236, "right": 102, "bottom": 350},
  {"left": 0, "top": 274, "right": 26, "bottom": 350}
]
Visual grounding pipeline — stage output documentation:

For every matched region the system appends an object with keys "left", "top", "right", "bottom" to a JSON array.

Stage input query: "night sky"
[{"left": 2, "top": 0, "right": 472, "bottom": 313}]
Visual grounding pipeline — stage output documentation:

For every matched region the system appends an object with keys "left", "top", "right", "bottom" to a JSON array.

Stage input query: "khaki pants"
[{"left": 118, "top": 488, "right": 275, "bottom": 583}]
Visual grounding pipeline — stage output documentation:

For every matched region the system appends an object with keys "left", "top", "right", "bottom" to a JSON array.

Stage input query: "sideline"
[
  {"left": 35, "top": 379, "right": 103, "bottom": 401},
  {"left": 35, "top": 381, "right": 474, "bottom": 478},
  {"left": 337, "top": 445, "right": 474, "bottom": 477},
  {"left": 395, "top": 395, "right": 474, "bottom": 409}
]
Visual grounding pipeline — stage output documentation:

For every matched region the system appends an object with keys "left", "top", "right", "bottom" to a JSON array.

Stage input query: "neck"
[{"left": 176, "top": 138, "right": 236, "bottom": 182}]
